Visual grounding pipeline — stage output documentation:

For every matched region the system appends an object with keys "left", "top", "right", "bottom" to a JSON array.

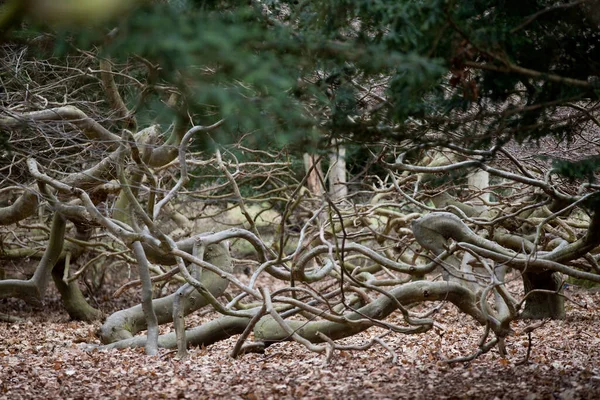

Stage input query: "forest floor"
[{"left": 2, "top": 276, "right": 600, "bottom": 400}]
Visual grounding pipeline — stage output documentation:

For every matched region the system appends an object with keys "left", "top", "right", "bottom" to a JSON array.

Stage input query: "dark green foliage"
[
  {"left": 552, "top": 156, "right": 600, "bottom": 183},
  {"left": 107, "top": 3, "right": 310, "bottom": 145},
  {"left": 5, "top": 0, "right": 599, "bottom": 159}
]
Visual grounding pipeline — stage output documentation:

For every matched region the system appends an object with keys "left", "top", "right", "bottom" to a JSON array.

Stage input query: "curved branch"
[
  {"left": 0, "top": 106, "right": 121, "bottom": 146},
  {"left": 98, "top": 242, "right": 233, "bottom": 344},
  {"left": 0, "top": 212, "right": 66, "bottom": 304},
  {"left": 0, "top": 189, "right": 38, "bottom": 225},
  {"left": 153, "top": 119, "right": 225, "bottom": 219},
  {"left": 254, "top": 281, "right": 484, "bottom": 343}
]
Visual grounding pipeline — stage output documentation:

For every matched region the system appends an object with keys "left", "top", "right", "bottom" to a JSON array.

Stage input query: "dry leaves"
[{"left": 2, "top": 286, "right": 600, "bottom": 399}]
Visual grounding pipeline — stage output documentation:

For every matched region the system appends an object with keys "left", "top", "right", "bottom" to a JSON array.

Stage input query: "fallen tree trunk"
[
  {"left": 254, "top": 280, "right": 486, "bottom": 343},
  {"left": 101, "top": 315, "right": 251, "bottom": 350},
  {"left": 102, "top": 280, "right": 486, "bottom": 351},
  {"left": 98, "top": 242, "right": 232, "bottom": 344}
]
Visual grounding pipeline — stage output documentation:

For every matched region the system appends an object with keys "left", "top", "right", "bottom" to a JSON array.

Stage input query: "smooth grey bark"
[
  {"left": 0, "top": 146, "right": 126, "bottom": 226},
  {"left": 100, "top": 315, "right": 251, "bottom": 350},
  {"left": 173, "top": 284, "right": 194, "bottom": 357},
  {"left": 103, "top": 281, "right": 484, "bottom": 351},
  {"left": 98, "top": 242, "right": 232, "bottom": 344},
  {"left": 0, "top": 190, "right": 38, "bottom": 226},
  {"left": 99, "top": 58, "right": 137, "bottom": 131},
  {"left": 411, "top": 212, "right": 501, "bottom": 289},
  {"left": 412, "top": 211, "right": 600, "bottom": 319},
  {"left": 467, "top": 169, "right": 490, "bottom": 205},
  {"left": 51, "top": 223, "right": 103, "bottom": 321},
  {"left": 0, "top": 212, "right": 66, "bottom": 304},
  {"left": 544, "top": 210, "right": 600, "bottom": 263},
  {"left": 254, "top": 281, "right": 486, "bottom": 343},
  {"left": 431, "top": 192, "right": 479, "bottom": 218},
  {"left": 0, "top": 106, "right": 121, "bottom": 144},
  {"left": 328, "top": 145, "right": 347, "bottom": 201},
  {"left": 131, "top": 241, "right": 159, "bottom": 355},
  {"left": 0, "top": 106, "right": 134, "bottom": 226},
  {"left": 303, "top": 153, "right": 324, "bottom": 196},
  {"left": 52, "top": 260, "right": 103, "bottom": 321},
  {"left": 173, "top": 242, "right": 204, "bottom": 358},
  {"left": 517, "top": 209, "right": 600, "bottom": 319}
]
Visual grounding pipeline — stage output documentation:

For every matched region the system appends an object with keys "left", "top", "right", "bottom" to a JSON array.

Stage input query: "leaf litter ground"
[{"left": 2, "top": 278, "right": 600, "bottom": 399}]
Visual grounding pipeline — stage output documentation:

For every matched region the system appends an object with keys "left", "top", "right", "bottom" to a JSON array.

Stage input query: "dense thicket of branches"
[{"left": 1, "top": 0, "right": 600, "bottom": 362}]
